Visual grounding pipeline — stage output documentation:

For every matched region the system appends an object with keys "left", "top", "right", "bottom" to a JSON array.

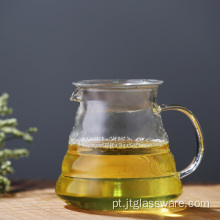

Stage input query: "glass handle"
[{"left": 161, "top": 104, "right": 204, "bottom": 179}]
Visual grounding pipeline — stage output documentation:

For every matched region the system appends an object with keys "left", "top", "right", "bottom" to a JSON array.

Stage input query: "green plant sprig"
[{"left": 0, "top": 93, "right": 37, "bottom": 194}]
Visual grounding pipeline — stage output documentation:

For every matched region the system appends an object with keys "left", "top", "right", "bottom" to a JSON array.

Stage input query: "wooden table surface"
[{"left": 0, "top": 181, "right": 219, "bottom": 220}]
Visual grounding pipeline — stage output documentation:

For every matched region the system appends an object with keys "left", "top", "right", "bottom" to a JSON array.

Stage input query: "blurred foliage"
[{"left": 0, "top": 93, "right": 37, "bottom": 194}]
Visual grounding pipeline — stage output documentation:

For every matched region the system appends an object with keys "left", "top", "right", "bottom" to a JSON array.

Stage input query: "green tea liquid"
[{"left": 56, "top": 141, "right": 182, "bottom": 210}]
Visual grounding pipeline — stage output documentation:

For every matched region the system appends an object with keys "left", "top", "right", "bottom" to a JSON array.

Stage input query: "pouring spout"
[{"left": 70, "top": 88, "right": 83, "bottom": 102}]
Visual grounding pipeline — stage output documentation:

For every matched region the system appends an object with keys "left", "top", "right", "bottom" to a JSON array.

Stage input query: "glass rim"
[{"left": 72, "top": 79, "right": 163, "bottom": 88}]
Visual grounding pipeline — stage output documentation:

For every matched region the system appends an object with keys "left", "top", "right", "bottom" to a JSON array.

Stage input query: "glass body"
[{"left": 56, "top": 79, "right": 204, "bottom": 210}]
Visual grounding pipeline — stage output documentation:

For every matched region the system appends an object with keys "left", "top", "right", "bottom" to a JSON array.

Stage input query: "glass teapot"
[{"left": 56, "top": 79, "right": 204, "bottom": 210}]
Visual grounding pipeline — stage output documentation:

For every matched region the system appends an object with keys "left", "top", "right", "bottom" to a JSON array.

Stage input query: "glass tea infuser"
[{"left": 56, "top": 79, "right": 204, "bottom": 210}]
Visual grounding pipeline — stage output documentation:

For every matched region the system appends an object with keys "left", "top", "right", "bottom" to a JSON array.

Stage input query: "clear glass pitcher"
[{"left": 56, "top": 79, "right": 204, "bottom": 210}]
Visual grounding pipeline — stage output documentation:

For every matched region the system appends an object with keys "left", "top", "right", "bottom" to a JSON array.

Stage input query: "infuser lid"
[{"left": 73, "top": 79, "right": 163, "bottom": 88}]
